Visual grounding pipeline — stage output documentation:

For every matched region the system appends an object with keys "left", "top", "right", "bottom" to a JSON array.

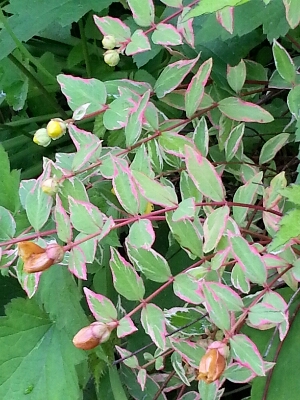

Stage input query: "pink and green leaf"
[
  {"left": 84, "top": 287, "right": 117, "bottom": 322},
  {"left": 218, "top": 97, "right": 274, "bottom": 123},
  {"left": 141, "top": 303, "right": 167, "bottom": 349}
]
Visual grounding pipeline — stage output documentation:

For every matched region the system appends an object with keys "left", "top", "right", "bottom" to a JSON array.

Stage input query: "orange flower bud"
[
  {"left": 18, "top": 242, "right": 64, "bottom": 273},
  {"left": 73, "top": 322, "right": 114, "bottom": 350},
  {"left": 197, "top": 348, "right": 226, "bottom": 383}
]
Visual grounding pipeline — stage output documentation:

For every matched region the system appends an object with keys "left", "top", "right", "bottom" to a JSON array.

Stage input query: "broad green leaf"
[
  {"left": 127, "top": 244, "right": 172, "bottom": 283},
  {"left": 218, "top": 97, "right": 274, "bottom": 123},
  {"left": 216, "top": 6, "right": 234, "bottom": 34},
  {"left": 202, "top": 284, "right": 231, "bottom": 330},
  {"left": 159, "top": 132, "right": 194, "bottom": 158},
  {"left": 59, "top": 177, "right": 89, "bottom": 210},
  {"left": 272, "top": 40, "right": 296, "bottom": 84},
  {"left": 132, "top": 170, "right": 178, "bottom": 207},
  {"left": 171, "top": 339, "right": 205, "bottom": 368},
  {"left": 94, "top": 15, "right": 131, "bottom": 43},
  {"left": 172, "top": 198, "right": 196, "bottom": 221},
  {"left": 68, "top": 246, "right": 87, "bottom": 280},
  {"left": 229, "top": 234, "right": 267, "bottom": 284},
  {"left": 185, "top": 146, "right": 225, "bottom": 201},
  {"left": 173, "top": 273, "right": 204, "bottom": 304},
  {"left": 69, "top": 197, "right": 103, "bottom": 234},
  {"left": 54, "top": 195, "right": 72, "bottom": 243},
  {"left": 0, "top": 206, "right": 15, "bottom": 241},
  {"left": 280, "top": 184, "right": 300, "bottom": 205},
  {"left": 25, "top": 182, "right": 53, "bottom": 231},
  {"left": 127, "top": 0, "right": 155, "bottom": 27},
  {"left": 185, "top": 58, "right": 213, "bottom": 117},
  {"left": 287, "top": 85, "right": 300, "bottom": 119},
  {"left": 84, "top": 287, "right": 117, "bottom": 322},
  {"left": 103, "top": 97, "right": 132, "bottom": 130},
  {"left": 230, "top": 334, "right": 265, "bottom": 376},
  {"left": 259, "top": 133, "right": 290, "bottom": 164},
  {"left": 227, "top": 59, "right": 246, "bottom": 93},
  {"left": 152, "top": 24, "right": 182, "bottom": 46},
  {"left": 154, "top": 56, "right": 199, "bottom": 98},
  {"left": 283, "top": 0, "right": 300, "bottom": 29},
  {"left": 57, "top": 75, "right": 107, "bottom": 113},
  {"left": 126, "top": 30, "right": 151, "bottom": 55},
  {"left": 125, "top": 90, "right": 150, "bottom": 146},
  {"left": 205, "top": 282, "right": 244, "bottom": 311},
  {"left": 141, "top": 303, "right": 166, "bottom": 349},
  {"left": 0, "top": 145, "right": 20, "bottom": 212},
  {"left": 127, "top": 219, "right": 155, "bottom": 249},
  {"left": 268, "top": 209, "right": 300, "bottom": 253},
  {"left": 0, "top": 298, "right": 87, "bottom": 400},
  {"left": 117, "top": 316, "right": 138, "bottom": 338},
  {"left": 225, "top": 123, "right": 245, "bottom": 161},
  {"left": 166, "top": 307, "right": 210, "bottom": 336},
  {"left": 185, "top": 0, "right": 249, "bottom": 18},
  {"left": 248, "top": 303, "right": 285, "bottom": 327},
  {"left": 203, "top": 206, "right": 229, "bottom": 253},
  {"left": 74, "top": 233, "right": 97, "bottom": 264},
  {"left": 223, "top": 363, "right": 255, "bottom": 383},
  {"left": 110, "top": 248, "right": 145, "bottom": 301}
]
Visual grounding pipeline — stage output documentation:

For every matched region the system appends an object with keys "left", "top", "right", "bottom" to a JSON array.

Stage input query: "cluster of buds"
[
  {"left": 197, "top": 341, "right": 228, "bottom": 384},
  {"left": 33, "top": 118, "right": 67, "bottom": 147},
  {"left": 18, "top": 241, "right": 64, "bottom": 273},
  {"left": 73, "top": 321, "right": 117, "bottom": 350},
  {"left": 102, "top": 35, "right": 120, "bottom": 67}
]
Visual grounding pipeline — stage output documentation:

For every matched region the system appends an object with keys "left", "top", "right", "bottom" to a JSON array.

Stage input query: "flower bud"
[
  {"left": 73, "top": 322, "right": 113, "bottom": 350},
  {"left": 33, "top": 128, "right": 51, "bottom": 147},
  {"left": 46, "top": 118, "right": 67, "bottom": 140},
  {"left": 104, "top": 50, "right": 120, "bottom": 67},
  {"left": 42, "top": 177, "right": 59, "bottom": 196},
  {"left": 102, "top": 35, "right": 116, "bottom": 50},
  {"left": 18, "top": 241, "right": 64, "bottom": 273},
  {"left": 144, "top": 202, "right": 154, "bottom": 214},
  {"left": 197, "top": 347, "right": 226, "bottom": 383}
]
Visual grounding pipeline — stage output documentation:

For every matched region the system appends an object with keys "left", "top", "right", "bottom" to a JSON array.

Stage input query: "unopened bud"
[
  {"left": 46, "top": 244, "right": 65, "bottom": 264},
  {"left": 197, "top": 343, "right": 227, "bottom": 383},
  {"left": 73, "top": 322, "right": 114, "bottom": 350},
  {"left": 104, "top": 50, "right": 120, "bottom": 67},
  {"left": 46, "top": 118, "right": 67, "bottom": 140},
  {"left": 42, "top": 178, "right": 59, "bottom": 196},
  {"left": 33, "top": 128, "right": 51, "bottom": 147},
  {"left": 102, "top": 35, "right": 116, "bottom": 50},
  {"left": 144, "top": 202, "right": 154, "bottom": 214}
]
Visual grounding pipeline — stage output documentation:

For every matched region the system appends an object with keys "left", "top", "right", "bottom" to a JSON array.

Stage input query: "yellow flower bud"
[
  {"left": 144, "top": 202, "right": 154, "bottom": 214},
  {"left": 33, "top": 128, "right": 51, "bottom": 147},
  {"left": 42, "top": 177, "right": 59, "bottom": 196},
  {"left": 104, "top": 50, "right": 120, "bottom": 67},
  {"left": 46, "top": 118, "right": 67, "bottom": 140},
  {"left": 197, "top": 348, "right": 226, "bottom": 383},
  {"left": 102, "top": 35, "right": 116, "bottom": 50}
]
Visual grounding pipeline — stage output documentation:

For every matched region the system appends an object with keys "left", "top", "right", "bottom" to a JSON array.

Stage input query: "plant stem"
[{"left": 78, "top": 18, "right": 92, "bottom": 78}]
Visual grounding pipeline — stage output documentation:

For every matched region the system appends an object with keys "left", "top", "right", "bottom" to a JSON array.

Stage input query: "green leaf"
[
  {"left": 125, "top": 29, "right": 151, "bottom": 56},
  {"left": 154, "top": 56, "right": 199, "bottom": 98},
  {"left": 227, "top": 59, "right": 246, "bottom": 92},
  {"left": 185, "top": 58, "right": 213, "bottom": 118},
  {"left": 230, "top": 334, "right": 265, "bottom": 376},
  {"left": 0, "top": 298, "right": 87, "bottom": 400},
  {"left": 125, "top": 90, "right": 150, "bottom": 146},
  {"left": 287, "top": 85, "right": 300, "bottom": 119},
  {"left": 84, "top": 287, "right": 117, "bottom": 323},
  {"left": 0, "top": 206, "right": 15, "bottom": 241},
  {"left": 152, "top": 24, "right": 183, "bottom": 46},
  {"left": 57, "top": 75, "right": 107, "bottom": 113},
  {"left": 268, "top": 209, "right": 300, "bottom": 253},
  {"left": 127, "top": 244, "right": 172, "bottom": 283},
  {"left": 132, "top": 170, "right": 178, "bottom": 207},
  {"left": 202, "top": 284, "right": 231, "bottom": 330},
  {"left": 259, "top": 133, "right": 290, "bottom": 164},
  {"left": 69, "top": 197, "right": 103, "bottom": 234},
  {"left": 127, "top": 219, "right": 155, "bottom": 249},
  {"left": 59, "top": 177, "right": 89, "bottom": 211},
  {"left": 171, "top": 339, "right": 205, "bottom": 368},
  {"left": 203, "top": 206, "right": 229, "bottom": 252},
  {"left": 218, "top": 97, "right": 274, "bottom": 123},
  {"left": 185, "top": 146, "right": 225, "bottom": 201},
  {"left": 25, "top": 181, "right": 53, "bottom": 231},
  {"left": 110, "top": 248, "right": 145, "bottom": 301},
  {"left": 0, "top": 145, "right": 20, "bottom": 212},
  {"left": 113, "top": 163, "right": 140, "bottom": 215},
  {"left": 54, "top": 195, "right": 72, "bottom": 243},
  {"left": 225, "top": 123, "right": 245, "bottom": 161},
  {"left": 173, "top": 273, "right": 204, "bottom": 304},
  {"left": 127, "top": 0, "right": 154, "bottom": 27},
  {"left": 272, "top": 40, "right": 296, "bottom": 84},
  {"left": 141, "top": 303, "right": 166, "bottom": 349},
  {"left": 280, "top": 184, "right": 300, "bottom": 205},
  {"left": 94, "top": 15, "right": 131, "bottom": 43},
  {"left": 185, "top": 0, "right": 250, "bottom": 18},
  {"left": 283, "top": 0, "right": 300, "bottom": 29}
]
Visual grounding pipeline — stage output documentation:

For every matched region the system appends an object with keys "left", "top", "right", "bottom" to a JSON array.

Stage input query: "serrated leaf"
[
  {"left": 154, "top": 56, "right": 199, "bottom": 98},
  {"left": 0, "top": 298, "right": 87, "bottom": 400},
  {"left": 268, "top": 208, "right": 300, "bottom": 253},
  {"left": 185, "top": 146, "right": 225, "bottom": 201},
  {"left": 127, "top": 244, "right": 172, "bottom": 282},
  {"left": 280, "top": 184, "right": 300, "bottom": 205},
  {"left": 152, "top": 24, "right": 182, "bottom": 46},
  {"left": 272, "top": 40, "right": 296, "bottom": 84},
  {"left": 57, "top": 74, "right": 107, "bottom": 113},
  {"left": 218, "top": 97, "right": 274, "bottom": 123},
  {"left": 127, "top": 0, "right": 155, "bottom": 27},
  {"left": 185, "top": 0, "right": 249, "bottom": 18},
  {"left": 110, "top": 248, "right": 145, "bottom": 301},
  {"left": 259, "top": 133, "right": 290, "bottom": 164},
  {"left": 141, "top": 303, "right": 166, "bottom": 349},
  {"left": 185, "top": 58, "right": 213, "bottom": 118},
  {"left": 126, "top": 29, "right": 151, "bottom": 55},
  {"left": 227, "top": 60, "right": 246, "bottom": 92}
]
